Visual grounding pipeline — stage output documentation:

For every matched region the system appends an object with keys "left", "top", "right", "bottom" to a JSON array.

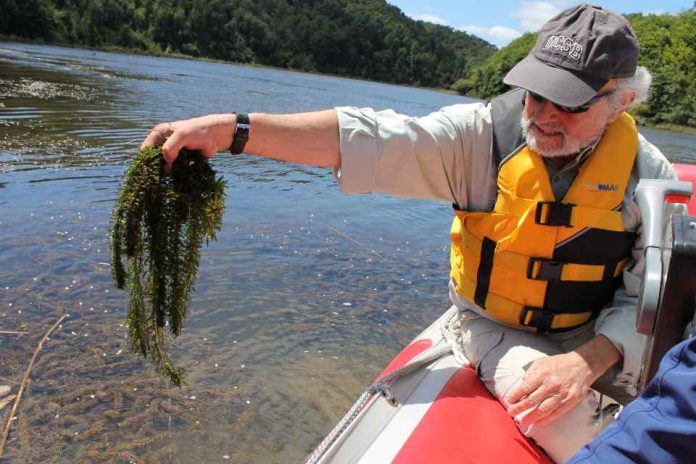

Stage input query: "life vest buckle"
[
  {"left": 519, "top": 307, "right": 555, "bottom": 333},
  {"left": 527, "top": 257, "right": 564, "bottom": 281},
  {"left": 535, "top": 201, "right": 574, "bottom": 227}
]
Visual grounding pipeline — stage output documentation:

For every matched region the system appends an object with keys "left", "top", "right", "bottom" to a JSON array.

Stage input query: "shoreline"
[
  {"left": 0, "top": 36, "right": 456, "bottom": 96},
  {"left": 630, "top": 115, "right": 696, "bottom": 136},
  {"left": 1, "top": 36, "right": 694, "bottom": 134}
]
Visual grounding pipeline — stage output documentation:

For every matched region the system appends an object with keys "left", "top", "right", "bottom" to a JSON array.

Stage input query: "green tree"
[
  {"left": 0, "top": 0, "right": 495, "bottom": 89},
  {"left": 459, "top": 33, "right": 536, "bottom": 99},
  {"left": 459, "top": 11, "right": 696, "bottom": 128}
]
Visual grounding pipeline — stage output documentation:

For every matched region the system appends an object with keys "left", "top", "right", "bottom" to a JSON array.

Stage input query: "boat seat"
[{"left": 634, "top": 164, "right": 696, "bottom": 389}]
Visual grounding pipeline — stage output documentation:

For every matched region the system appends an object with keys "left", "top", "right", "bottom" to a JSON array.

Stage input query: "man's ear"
[
  {"left": 608, "top": 89, "right": 636, "bottom": 122},
  {"left": 617, "top": 89, "right": 636, "bottom": 110}
]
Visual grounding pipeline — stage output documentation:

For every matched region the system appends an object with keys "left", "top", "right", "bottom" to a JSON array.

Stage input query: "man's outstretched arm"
[{"left": 141, "top": 110, "right": 340, "bottom": 168}]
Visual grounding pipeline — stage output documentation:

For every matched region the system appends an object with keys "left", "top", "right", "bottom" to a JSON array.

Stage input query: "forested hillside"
[
  {"left": 0, "top": 0, "right": 495, "bottom": 88},
  {"left": 458, "top": 11, "right": 696, "bottom": 129}
]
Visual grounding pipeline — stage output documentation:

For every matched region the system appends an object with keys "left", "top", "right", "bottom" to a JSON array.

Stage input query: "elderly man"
[{"left": 141, "top": 4, "right": 677, "bottom": 462}]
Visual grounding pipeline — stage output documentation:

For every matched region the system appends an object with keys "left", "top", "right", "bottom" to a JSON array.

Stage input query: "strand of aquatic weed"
[
  {"left": 0, "top": 312, "right": 67, "bottom": 457},
  {"left": 110, "top": 146, "right": 226, "bottom": 386}
]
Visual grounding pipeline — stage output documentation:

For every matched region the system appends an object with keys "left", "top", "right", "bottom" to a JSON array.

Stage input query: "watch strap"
[{"left": 229, "top": 113, "right": 250, "bottom": 154}]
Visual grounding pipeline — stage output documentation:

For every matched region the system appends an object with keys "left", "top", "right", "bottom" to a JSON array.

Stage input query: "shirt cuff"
[{"left": 595, "top": 305, "right": 647, "bottom": 390}]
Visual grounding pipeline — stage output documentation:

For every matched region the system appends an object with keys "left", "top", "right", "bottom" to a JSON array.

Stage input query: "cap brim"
[{"left": 503, "top": 55, "right": 607, "bottom": 107}]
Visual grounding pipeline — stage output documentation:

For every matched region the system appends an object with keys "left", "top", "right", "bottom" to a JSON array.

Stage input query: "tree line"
[
  {"left": 457, "top": 11, "right": 696, "bottom": 129},
  {"left": 3, "top": 1, "right": 691, "bottom": 128},
  {"left": 0, "top": 0, "right": 495, "bottom": 88}
]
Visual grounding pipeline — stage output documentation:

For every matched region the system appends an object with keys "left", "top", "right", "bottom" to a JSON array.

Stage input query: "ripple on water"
[{"left": 0, "top": 77, "right": 97, "bottom": 101}]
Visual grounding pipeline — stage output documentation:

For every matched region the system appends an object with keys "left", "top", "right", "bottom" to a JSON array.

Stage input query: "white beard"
[{"left": 520, "top": 113, "right": 584, "bottom": 158}]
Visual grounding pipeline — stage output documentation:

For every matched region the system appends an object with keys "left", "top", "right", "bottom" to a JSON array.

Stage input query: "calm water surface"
[{"left": 1, "top": 42, "right": 694, "bottom": 463}]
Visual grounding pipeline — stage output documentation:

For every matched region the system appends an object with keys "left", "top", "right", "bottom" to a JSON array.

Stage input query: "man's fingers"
[
  {"left": 517, "top": 394, "right": 563, "bottom": 427},
  {"left": 533, "top": 399, "right": 576, "bottom": 427},
  {"left": 506, "top": 384, "right": 548, "bottom": 416},
  {"left": 140, "top": 131, "right": 157, "bottom": 149},
  {"left": 162, "top": 131, "right": 184, "bottom": 164},
  {"left": 504, "top": 373, "right": 543, "bottom": 406},
  {"left": 140, "top": 122, "right": 174, "bottom": 149}
]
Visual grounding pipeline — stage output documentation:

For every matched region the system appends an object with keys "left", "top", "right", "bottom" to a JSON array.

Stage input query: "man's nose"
[{"left": 532, "top": 99, "right": 562, "bottom": 125}]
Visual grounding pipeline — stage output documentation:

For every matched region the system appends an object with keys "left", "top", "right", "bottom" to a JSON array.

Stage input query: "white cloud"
[
  {"left": 458, "top": 24, "right": 521, "bottom": 46},
  {"left": 512, "top": 1, "right": 565, "bottom": 31},
  {"left": 411, "top": 13, "right": 447, "bottom": 25}
]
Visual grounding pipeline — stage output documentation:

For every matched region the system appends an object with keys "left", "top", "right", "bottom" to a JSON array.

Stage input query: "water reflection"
[{"left": 0, "top": 40, "right": 694, "bottom": 463}]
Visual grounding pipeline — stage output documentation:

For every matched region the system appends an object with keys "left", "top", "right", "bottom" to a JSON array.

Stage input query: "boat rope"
[
  {"left": 441, "top": 307, "right": 469, "bottom": 366},
  {"left": 305, "top": 308, "right": 468, "bottom": 464}
]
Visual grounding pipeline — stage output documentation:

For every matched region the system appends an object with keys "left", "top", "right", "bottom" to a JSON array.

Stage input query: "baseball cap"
[{"left": 503, "top": 4, "right": 639, "bottom": 107}]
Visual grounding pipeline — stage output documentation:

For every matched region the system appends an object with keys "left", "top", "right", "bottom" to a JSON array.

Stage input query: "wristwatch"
[{"left": 229, "top": 113, "right": 250, "bottom": 154}]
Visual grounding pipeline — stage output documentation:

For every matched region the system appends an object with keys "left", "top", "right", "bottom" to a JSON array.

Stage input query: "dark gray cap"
[{"left": 504, "top": 4, "right": 638, "bottom": 106}]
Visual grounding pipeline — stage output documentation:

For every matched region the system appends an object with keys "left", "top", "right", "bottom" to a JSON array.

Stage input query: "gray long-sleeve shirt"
[{"left": 333, "top": 102, "right": 680, "bottom": 385}]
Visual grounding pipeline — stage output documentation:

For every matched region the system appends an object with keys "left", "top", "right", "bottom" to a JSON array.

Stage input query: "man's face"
[{"left": 521, "top": 84, "right": 618, "bottom": 158}]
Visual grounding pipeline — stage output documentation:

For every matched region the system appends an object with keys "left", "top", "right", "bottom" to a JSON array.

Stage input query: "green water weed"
[{"left": 111, "top": 146, "right": 225, "bottom": 386}]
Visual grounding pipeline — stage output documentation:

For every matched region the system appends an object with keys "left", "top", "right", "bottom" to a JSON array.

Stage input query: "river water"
[{"left": 0, "top": 41, "right": 694, "bottom": 463}]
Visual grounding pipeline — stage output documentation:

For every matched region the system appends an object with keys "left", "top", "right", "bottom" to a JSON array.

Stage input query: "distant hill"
[
  {"left": 457, "top": 11, "right": 696, "bottom": 130},
  {"left": 0, "top": 0, "right": 495, "bottom": 89}
]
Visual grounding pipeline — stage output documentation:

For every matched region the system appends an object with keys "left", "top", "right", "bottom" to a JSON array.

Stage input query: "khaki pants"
[{"left": 457, "top": 308, "right": 636, "bottom": 463}]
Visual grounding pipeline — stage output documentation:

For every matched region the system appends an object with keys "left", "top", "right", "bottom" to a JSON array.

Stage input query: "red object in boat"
[
  {"left": 673, "top": 163, "right": 696, "bottom": 215},
  {"left": 311, "top": 308, "right": 553, "bottom": 464},
  {"left": 391, "top": 357, "right": 551, "bottom": 464},
  {"left": 374, "top": 338, "right": 551, "bottom": 463}
]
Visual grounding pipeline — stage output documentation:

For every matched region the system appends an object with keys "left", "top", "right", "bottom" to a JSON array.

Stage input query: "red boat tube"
[{"left": 673, "top": 163, "right": 696, "bottom": 215}]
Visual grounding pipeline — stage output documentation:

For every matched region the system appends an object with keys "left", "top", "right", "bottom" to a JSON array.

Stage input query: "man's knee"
[
  {"left": 459, "top": 313, "right": 564, "bottom": 399},
  {"left": 517, "top": 391, "right": 612, "bottom": 463}
]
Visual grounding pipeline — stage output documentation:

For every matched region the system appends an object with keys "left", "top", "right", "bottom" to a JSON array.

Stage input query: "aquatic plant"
[{"left": 111, "top": 146, "right": 225, "bottom": 385}]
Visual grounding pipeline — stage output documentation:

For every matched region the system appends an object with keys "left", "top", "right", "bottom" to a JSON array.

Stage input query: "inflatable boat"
[{"left": 306, "top": 163, "right": 696, "bottom": 464}]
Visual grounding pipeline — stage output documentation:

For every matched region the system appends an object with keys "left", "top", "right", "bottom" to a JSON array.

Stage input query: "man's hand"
[
  {"left": 139, "top": 110, "right": 341, "bottom": 168},
  {"left": 503, "top": 335, "right": 621, "bottom": 428},
  {"left": 140, "top": 113, "right": 237, "bottom": 163}
]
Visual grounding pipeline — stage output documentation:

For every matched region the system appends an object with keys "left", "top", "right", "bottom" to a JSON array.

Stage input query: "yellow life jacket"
[{"left": 450, "top": 112, "right": 638, "bottom": 332}]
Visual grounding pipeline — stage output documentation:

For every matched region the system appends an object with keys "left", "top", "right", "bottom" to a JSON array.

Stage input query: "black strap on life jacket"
[
  {"left": 490, "top": 88, "right": 526, "bottom": 168},
  {"left": 474, "top": 237, "right": 497, "bottom": 308}
]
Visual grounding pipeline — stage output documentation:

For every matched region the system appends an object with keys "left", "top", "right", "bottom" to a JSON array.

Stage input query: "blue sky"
[{"left": 387, "top": 1, "right": 694, "bottom": 46}]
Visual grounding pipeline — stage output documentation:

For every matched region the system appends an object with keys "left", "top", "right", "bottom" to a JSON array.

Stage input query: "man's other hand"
[
  {"left": 503, "top": 334, "right": 621, "bottom": 428},
  {"left": 503, "top": 351, "right": 594, "bottom": 428}
]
